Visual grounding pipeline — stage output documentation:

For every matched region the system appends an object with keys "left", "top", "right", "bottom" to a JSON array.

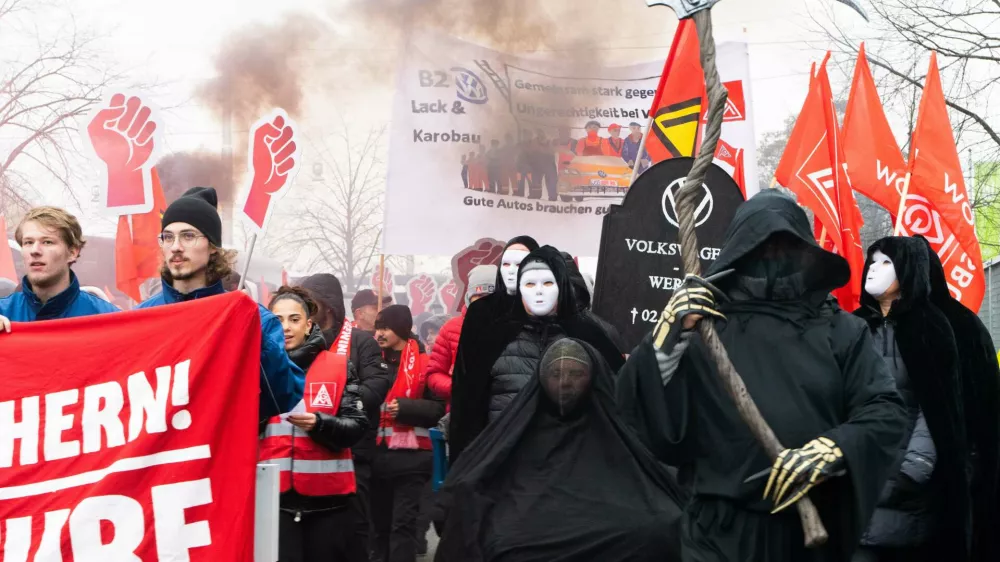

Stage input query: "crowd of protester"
[{"left": 2, "top": 186, "right": 1000, "bottom": 562}]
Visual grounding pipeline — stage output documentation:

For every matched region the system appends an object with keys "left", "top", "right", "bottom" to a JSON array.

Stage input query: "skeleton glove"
[
  {"left": 652, "top": 274, "right": 727, "bottom": 351},
  {"left": 764, "top": 436, "right": 845, "bottom": 514}
]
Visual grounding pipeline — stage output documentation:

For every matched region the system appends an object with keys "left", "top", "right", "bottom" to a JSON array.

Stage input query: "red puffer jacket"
[{"left": 426, "top": 313, "right": 464, "bottom": 401}]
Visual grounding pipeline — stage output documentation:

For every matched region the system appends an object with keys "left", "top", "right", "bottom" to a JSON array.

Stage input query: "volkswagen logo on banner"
[
  {"left": 450, "top": 67, "right": 489, "bottom": 104},
  {"left": 661, "top": 177, "right": 714, "bottom": 228},
  {"left": 591, "top": 157, "right": 745, "bottom": 349}
]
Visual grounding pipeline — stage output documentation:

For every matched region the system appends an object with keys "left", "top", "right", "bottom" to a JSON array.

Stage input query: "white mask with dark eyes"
[
  {"left": 519, "top": 266, "right": 558, "bottom": 316},
  {"left": 865, "top": 250, "right": 898, "bottom": 298},
  {"left": 501, "top": 249, "right": 530, "bottom": 295}
]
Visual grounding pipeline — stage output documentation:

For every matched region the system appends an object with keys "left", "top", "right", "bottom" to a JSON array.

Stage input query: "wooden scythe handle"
[{"left": 675, "top": 9, "right": 828, "bottom": 548}]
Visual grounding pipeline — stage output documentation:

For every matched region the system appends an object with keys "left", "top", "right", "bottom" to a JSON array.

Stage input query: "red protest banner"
[{"left": 0, "top": 292, "right": 261, "bottom": 561}]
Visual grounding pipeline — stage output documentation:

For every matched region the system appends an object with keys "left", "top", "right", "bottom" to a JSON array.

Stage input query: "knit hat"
[
  {"left": 375, "top": 304, "right": 413, "bottom": 340},
  {"left": 299, "top": 273, "right": 345, "bottom": 325},
  {"left": 466, "top": 264, "right": 497, "bottom": 304},
  {"left": 161, "top": 187, "right": 222, "bottom": 246}
]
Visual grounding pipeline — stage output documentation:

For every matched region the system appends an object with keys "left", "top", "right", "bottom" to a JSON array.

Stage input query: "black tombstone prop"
[{"left": 592, "top": 157, "right": 746, "bottom": 350}]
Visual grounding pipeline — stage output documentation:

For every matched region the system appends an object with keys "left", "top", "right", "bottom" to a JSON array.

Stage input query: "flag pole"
[
  {"left": 892, "top": 172, "right": 911, "bottom": 236},
  {"left": 628, "top": 117, "right": 655, "bottom": 185},
  {"left": 769, "top": 177, "right": 777, "bottom": 189},
  {"left": 377, "top": 254, "right": 386, "bottom": 313},
  {"left": 818, "top": 227, "right": 827, "bottom": 246},
  {"left": 238, "top": 233, "right": 257, "bottom": 291}
]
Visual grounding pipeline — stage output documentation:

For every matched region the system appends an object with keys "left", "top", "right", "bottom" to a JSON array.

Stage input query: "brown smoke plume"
[{"left": 161, "top": 1, "right": 664, "bottom": 209}]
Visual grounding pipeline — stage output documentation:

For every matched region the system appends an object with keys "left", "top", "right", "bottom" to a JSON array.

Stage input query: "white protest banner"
[{"left": 383, "top": 32, "right": 756, "bottom": 256}]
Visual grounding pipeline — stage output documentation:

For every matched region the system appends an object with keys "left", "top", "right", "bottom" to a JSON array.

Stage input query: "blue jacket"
[
  {"left": 0, "top": 273, "right": 119, "bottom": 321},
  {"left": 137, "top": 279, "right": 304, "bottom": 420}
]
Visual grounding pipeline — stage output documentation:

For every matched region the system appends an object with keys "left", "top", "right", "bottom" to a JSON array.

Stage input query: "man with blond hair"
[{"left": 0, "top": 206, "right": 118, "bottom": 332}]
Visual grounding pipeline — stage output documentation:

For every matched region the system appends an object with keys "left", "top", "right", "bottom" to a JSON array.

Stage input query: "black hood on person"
[
  {"left": 708, "top": 189, "right": 850, "bottom": 301},
  {"left": 299, "top": 273, "right": 346, "bottom": 332},
  {"left": 512, "top": 245, "right": 577, "bottom": 320},
  {"left": 435, "top": 339, "right": 684, "bottom": 562},
  {"left": 856, "top": 236, "right": 931, "bottom": 314}
]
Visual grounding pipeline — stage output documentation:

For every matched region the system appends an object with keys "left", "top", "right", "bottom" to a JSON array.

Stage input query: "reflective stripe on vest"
[{"left": 258, "top": 323, "right": 357, "bottom": 497}]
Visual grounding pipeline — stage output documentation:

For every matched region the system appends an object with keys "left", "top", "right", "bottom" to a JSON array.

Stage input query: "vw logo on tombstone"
[{"left": 661, "top": 177, "right": 714, "bottom": 228}]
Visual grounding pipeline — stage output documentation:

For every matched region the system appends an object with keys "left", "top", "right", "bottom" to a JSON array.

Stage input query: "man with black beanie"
[
  {"left": 298, "top": 273, "right": 391, "bottom": 562},
  {"left": 371, "top": 305, "right": 445, "bottom": 562},
  {"left": 137, "top": 186, "right": 303, "bottom": 420}
]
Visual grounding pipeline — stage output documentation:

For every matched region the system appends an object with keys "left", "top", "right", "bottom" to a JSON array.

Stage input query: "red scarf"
[{"left": 378, "top": 339, "right": 429, "bottom": 449}]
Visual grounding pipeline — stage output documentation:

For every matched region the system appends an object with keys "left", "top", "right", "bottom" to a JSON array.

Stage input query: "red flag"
[
  {"left": 899, "top": 53, "right": 984, "bottom": 311},
  {"left": 0, "top": 292, "right": 260, "bottom": 561},
  {"left": 843, "top": 43, "right": 907, "bottom": 221},
  {"left": 260, "top": 276, "right": 272, "bottom": 306},
  {"left": 131, "top": 167, "right": 168, "bottom": 280},
  {"left": 776, "top": 55, "right": 865, "bottom": 310},
  {"left": 733, "top": 148, "right": 746, "bottom": 198},
  {"left": 645, "top": 19, "right": 706, "bottom": 163},
  {"left": 0, "top": 214, "right": 17, "bottom": 282},
  {"left": 714, "top": 139, "right": 746, "bottom": 197},
  {"left": 115, "top": 215, "right": 141, "bottom": 302}
]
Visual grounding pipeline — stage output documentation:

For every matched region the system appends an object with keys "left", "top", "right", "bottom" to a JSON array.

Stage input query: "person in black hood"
[
  {"left": 449, "top": 245, "right": 625, "bottom": 464},
  {"left": 298, "top": 273, "right": 391, "bottom": 562},
  {"left": 436, "top": 338, "right": 685, "bottom": 562},
  {"left": 617, "top": 189, "right": 907, "bottom": 561},
  {"left": 916, "top": 235, "right": 999, "bottom": 562},
  {"left": 561, "top": 250, "right": 627, "bottom": 354},
  {"left": 852, "top": 236, "right": 968, "bottom": 562},
  {"left": 264, "top": 287, "right": 369, "bottom": 562},
  {"left": 449, "top": 235, "right": 538, "bottom": 462}
]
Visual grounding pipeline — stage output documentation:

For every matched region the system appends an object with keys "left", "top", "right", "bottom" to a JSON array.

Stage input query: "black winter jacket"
[
  {"left": 377, "top": 337, "right": 447, "bottom": 475},
  {"left": 281, "top": 326, "right": 369, "bottom": 511},
  {"left": 488, "top": 319, "right": 564, "bottom": 422},
  {"left": 860, "top": 320, "right": 937, "bottom": 546},
  {"left": 322, "top": 322, "right": 391, "bottom": 465},
  {"left": 855, "top": 236, "right": 969, "bottom": 559}
]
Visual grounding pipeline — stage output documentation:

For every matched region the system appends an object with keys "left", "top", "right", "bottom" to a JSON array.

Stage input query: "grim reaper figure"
[{"left": 618, "top": 189, "right": 907, "bottom": 561}]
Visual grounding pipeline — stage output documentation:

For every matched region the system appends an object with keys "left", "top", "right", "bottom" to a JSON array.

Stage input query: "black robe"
[
  {"left": 617, "top": 190, "right": 907, "bottom": 561},
  {"left": 436, "top": 340, "right": 685, "bottom": 562},
  {"left": 854, "top": 236, "right": 969, "bottom": 560},
  {"left": 449, "top": 245, "right": 624, "bottom": 463},
  {"left": 916, "top": 235, "right": 1000, "bottom": 562},
  {"left": 450, "top": 235, "right": 538, "bottom": 462}
]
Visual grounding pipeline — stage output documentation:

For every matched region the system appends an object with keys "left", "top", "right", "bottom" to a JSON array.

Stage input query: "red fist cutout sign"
[
  {"left": 439, "top": 279, "right": 459, "bottom": 314},
  {"left": 240, "top": 109, "right": 301, "bottom": 233},
  {"left": 372, "top": 267, "right": 394, "bottom": 297},
  {"left": 407, "top": 275, "right": 438, "bottom": 316},
  {"left": 450, "top": 238, "right": 505, "bottom": 309},
  {"left": 84, "top": 93, "right": 161, "bottom": 215}
]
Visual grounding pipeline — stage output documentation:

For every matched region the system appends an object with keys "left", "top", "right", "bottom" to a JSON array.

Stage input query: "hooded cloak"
[
  {"left": 854, "top": 236, "right": 968, "bottom": 560},
  {"left": 617, "top": 190, "right": 907, "bottom": 561},
  {"left": 916, "top": 235, "right": 999, "bottom": 561},
  {"left": 436, "top": 339, "right": 685, "bottom": 562},
  {"left": 449, "top": 245, "right": 624, "bottom": 463}
]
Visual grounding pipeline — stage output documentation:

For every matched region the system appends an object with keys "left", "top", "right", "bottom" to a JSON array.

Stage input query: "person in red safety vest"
[
  {"left": 576, "top": 120, "right": 605, "bottom": 156},
  {"left": 371, "top": 305, "right": 446, "bottom": 562},
  {"left": 602, "top": 123, "right": 624, "bottom": 157},
  {"left": 259, "top": 286, "right": 370, "bottom": 562}
]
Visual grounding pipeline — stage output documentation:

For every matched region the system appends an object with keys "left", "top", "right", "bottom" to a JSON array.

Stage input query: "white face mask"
[
  {"left": 865, "top": 250, "right": 898, "bottom": 298},
  {"left": 519, "top": 266, "right": 559, "bottom": 316},
  {"left": 501, "top": 249, "right": 530, "bottom": 295}
]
